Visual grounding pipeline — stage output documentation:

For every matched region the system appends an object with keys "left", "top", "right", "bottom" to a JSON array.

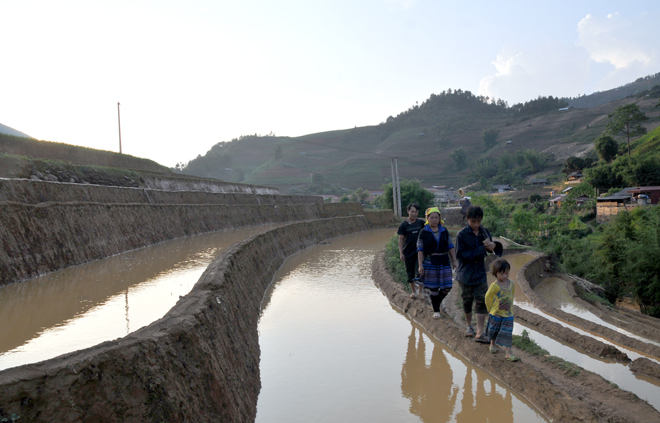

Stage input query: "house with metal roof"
[{"left": 596, "top": 186, "right": 660, "bottom": 222}]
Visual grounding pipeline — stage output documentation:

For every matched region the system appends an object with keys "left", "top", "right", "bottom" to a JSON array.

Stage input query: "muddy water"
[
  {"left": 536, "top": 277, "right": 660, "bottom": 348},
  {"left": 257, "top": 229, "right": 546, "bottom": 422},
  {"left": 0, "top": 225, "right": 276, "bottom": 371},
  {"left": 493, "top": 254, "right": 660, "bottom": 411}
]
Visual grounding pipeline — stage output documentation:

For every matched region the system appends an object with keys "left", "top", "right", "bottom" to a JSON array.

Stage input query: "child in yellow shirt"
[{"left": 485, "top": 258, "right": 519, "bottom": 362}]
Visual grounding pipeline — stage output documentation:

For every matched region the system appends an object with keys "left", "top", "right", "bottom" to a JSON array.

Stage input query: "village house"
[
  {"left": 427, "top": 186, "right": 458, "bottom": 205},
  {"left": 575, "top": 194, "right": 591, "bottom": 206},
  {"left": 493, "top": 184, "right": 514, "bottom": 193},
  {"left": 549, "top": 194, "right": 567, "bottom": 207},
  {"left": 365, "top": 191, "right": 383, "bottom": 203},
  {"left": 596, "top": 186, "right": 660, "bottom": 222},
  {"left": 567, "top": 172, "right": 582, "bottom": 183},
  {"left": 530, "top": 178, "right": 549, "bottom": 186}
]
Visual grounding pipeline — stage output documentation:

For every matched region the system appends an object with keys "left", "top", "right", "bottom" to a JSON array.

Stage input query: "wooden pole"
[{"left": 117, "top": 102, "right": 123, "bottom": 154}]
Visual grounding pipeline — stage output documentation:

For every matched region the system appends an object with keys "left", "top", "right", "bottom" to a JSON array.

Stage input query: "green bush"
[{"left": 384, "top": 235, "right": 410, "bottom": 291}]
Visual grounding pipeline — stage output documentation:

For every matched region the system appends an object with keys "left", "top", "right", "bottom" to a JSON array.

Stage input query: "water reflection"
[
  {"left": 402, "top": 326, "right": 459, "bottom": 421},
  {"left": 535, "top": 277, "right": 660, "bottom": 348},
  {"left": 0, "top": 225, "right": 274, "bottom": 371},
  {"left": 497, "top": 254, "right": 660, "bottom": 412},
  {"left": 257, "top": 229, "right": 546, "bottom": 422}
]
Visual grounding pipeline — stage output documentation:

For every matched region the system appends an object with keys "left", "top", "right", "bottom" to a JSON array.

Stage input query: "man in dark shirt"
[
  {"left": 397, "top": 203, "right": 425, "bottom": 298},
  {"left": 455, "top": 206, "right": 496, "bottom": 342}
]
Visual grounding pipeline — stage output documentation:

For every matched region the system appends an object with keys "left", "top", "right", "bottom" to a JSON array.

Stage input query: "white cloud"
[
  {"left": 478, "top": 42, "right": 590, "bottom": 104},
  {"left": 576, "top": 11, "right": 660, "bottom": 91},
  {"left": 479, "top": 11, "right": 660, "bottom": 104},
  {"left": 577, "top": 12, "right": 654, "bottom": 68}
]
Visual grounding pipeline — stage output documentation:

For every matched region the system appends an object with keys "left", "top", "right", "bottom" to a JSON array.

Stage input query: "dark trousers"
[
  {"left": 404, "top": 254, "right": 418, "bottom": 284},
  {"left": 429, "top": 288, "right": 451, "bottom": 312}
]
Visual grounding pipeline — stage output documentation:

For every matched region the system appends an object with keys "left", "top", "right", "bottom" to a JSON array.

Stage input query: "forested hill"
[
  {"left": 563, "top": 72, "right": 660, "bottom": 108},
  {"left": 179, "top": 84, "right": 660, "bottom": 194}
]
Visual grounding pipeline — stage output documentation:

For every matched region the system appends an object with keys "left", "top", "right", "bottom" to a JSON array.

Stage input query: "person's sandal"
[
  {"left": 410, "top": 293, "right": 417, "bottom": 299},
  {"left": 506, "top": 356, "right": 520, "bottom": 362},
  {"left": 465, "top": 326, "right": 475, "bottom": 337},
  {"left": 489, "top": 346, "right": 498, "bottom": 354},
  {"left": 474, "top": 333, "right": 489, "bottom": 344},
  {"left": 433, "top": 312, "right": 441, "bottom": 320}
]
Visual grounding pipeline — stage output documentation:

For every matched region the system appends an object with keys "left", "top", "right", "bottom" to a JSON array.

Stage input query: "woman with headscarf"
[{"left": 417, "top": 207, "right": 457, "bottom": 319}]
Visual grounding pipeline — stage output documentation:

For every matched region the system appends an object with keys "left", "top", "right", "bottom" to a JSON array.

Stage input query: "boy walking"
[{"left": 455, "top": 206, "right": 498, "bottom": 342}]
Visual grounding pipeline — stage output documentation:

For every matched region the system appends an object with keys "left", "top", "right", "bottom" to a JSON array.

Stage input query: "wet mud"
[
  {"left": 519, "top": 255, "right": 660, "bottom": 360},
  {"left": 514, "top": 307, "right": 630, "bottom": 362},
  {"left": 0, "top": 216, "right": 373, "bottom": 422},
  {"left": 372, "top": 250, "right": 660, "bottom": 423}
]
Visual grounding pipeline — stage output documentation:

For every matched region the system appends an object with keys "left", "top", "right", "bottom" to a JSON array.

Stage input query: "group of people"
[{"left": 397, "top": 203, "right": 519, "bottom": 362}]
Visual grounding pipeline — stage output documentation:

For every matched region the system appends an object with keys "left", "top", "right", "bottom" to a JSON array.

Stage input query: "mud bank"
[
  {"left": 520, "top": 255, "right": 660, "bottom": 359},
  {"left": 514, "top": 306, "right": 630, "bottom": 361},
  {"left": 0, "top": 216, "right": 373, "bottom": 422},
  {"left": 372, "top": 251, "right": 660, "bottom": 423},
  {"left": 0, "top": 201, "right": 376, "bottom": 286},
  {"left": 0, "top": 178, "right": 320, "bottom": 205}
]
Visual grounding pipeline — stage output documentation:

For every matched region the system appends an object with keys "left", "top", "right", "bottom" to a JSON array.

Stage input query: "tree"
[
  {"left": 562, "top": 157, "right": 585, "bottom": 174},
  {"left": 594, "top": 135, "right": 619, "bottom": 162},
  {"left": 606, "top": 103, "right": 649, "bottom": 156},
  {"left": 375, "top": 179, "right": 434, "bottom": 216},
  {"left": 350, "top": 188, "right": 369, "bottom": 203},
  {"left": 482, "top": 128, "right": 499, "bottom": 150},
  {"left": 449, "top": 147, "right": 467, "bottom": 170},
  {"left": 311, "top": 173, "right": 324, "bottom": 185}
]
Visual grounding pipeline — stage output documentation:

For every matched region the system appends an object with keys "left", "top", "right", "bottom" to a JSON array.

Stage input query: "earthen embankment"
[
  {"left": 372, "top": 249, "right": 660, "bottom": 422},
  {"left": 0, "top": 178, "right": 318, "bottom": 205},
  {"left": 0, "top": 199, "right": 368, "bottom": 285},
  {"left": 0, "top": 216, "right": 373, "bottom": 422}
]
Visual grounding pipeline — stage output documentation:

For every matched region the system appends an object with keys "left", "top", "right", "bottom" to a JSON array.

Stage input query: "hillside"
[
  {"left": 180, "top": 90, "right": 660, "bottom": 193},
  {"left": 0, "top": 122, "right": 32, "bottom": 139},
  {"left": 564, "top": 72, "right": 660, "bottom": 108}
]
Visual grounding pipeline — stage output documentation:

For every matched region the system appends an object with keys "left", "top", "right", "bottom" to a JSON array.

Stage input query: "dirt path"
[{"left": 371, "top": 251, "right": 660, "bottom": 423}]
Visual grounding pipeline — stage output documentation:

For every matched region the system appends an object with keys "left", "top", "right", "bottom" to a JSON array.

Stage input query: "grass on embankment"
[{"left": 513, "top": 330, "right": 582, "bottom": 377}]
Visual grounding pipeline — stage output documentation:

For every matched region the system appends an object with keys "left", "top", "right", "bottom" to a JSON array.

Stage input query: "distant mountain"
[
  {"left": 0, "top": 122, "right": 32, "bottom": 139},
  {"left": 178, "top": 83, "right": 660, "bottom": 193},
  {"left": 563, "top": 72, "right": 660, "bottom": 108}
]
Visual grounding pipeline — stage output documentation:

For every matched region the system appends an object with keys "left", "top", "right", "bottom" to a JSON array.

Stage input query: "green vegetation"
[
  {"left": 470, "top": 149, "right": 553, "bottom": 186},
  {"left": 482, "top": 127, "right": 500, "bottom": 150},
  {"left": 512, "top": 330, "right": 548, "bottom": 356},
  {"left": 375, "top": 179, "right": 434, "bottom": 216},
  {"left": 384, "top": 235, "right": 410, "bottom": 292},
  {"left": 509, "top": 96, "right": 568, "bottom": 117},
  {"left": 594, "top": 135, "right": 619, "bottom": 163},
  {"left": 466, "top": 163, "right": 660, "bottom": 317},
  {"left": 513, "top": 330, "right": 581, "bottom": 376},
  {"left": 584, "top": 126, "right": 660, "bottom": 190},
  {"left": 606, "top": 103, "right": 649, "bottom": 156},
  {"left": 0, "top": 132, "right": 170, "bottom": 175},
  {"left": 545, "top": 356, "right": 582, "bottom": 377},
  {"left": 176, "top": 89, "right": 595, "bottom": 191},
  {"left": 563, "top": 71, "right": 660, "bottom": 108}
]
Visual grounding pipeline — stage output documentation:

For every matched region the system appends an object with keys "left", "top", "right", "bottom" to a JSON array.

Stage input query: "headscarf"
[{"left": 425, "top": 207, "right": 445, "bottom": 226}]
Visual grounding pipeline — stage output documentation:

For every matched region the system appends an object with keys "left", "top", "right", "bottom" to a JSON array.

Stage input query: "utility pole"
[
  {"left": 395, "top": 157, "right": 401, "bottom": 218},
  {"left": 117, "top": 102, "right": 123, "bottom": 154},
  {"left": 390, "top": 157, "right": 401, "bottom": 219}
]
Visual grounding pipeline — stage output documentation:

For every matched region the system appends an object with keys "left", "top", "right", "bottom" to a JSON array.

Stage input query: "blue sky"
[{"left": 1, "top": 0, "right": 659, "bottom": 167}]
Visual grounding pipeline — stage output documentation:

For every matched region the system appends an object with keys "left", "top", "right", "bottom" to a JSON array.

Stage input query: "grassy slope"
[
  {"left": 194, "top": 97, "right": 659, "bottom": 191},
  {"left": 0, "top": 133, "right": 172, "bottom": 175}
]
